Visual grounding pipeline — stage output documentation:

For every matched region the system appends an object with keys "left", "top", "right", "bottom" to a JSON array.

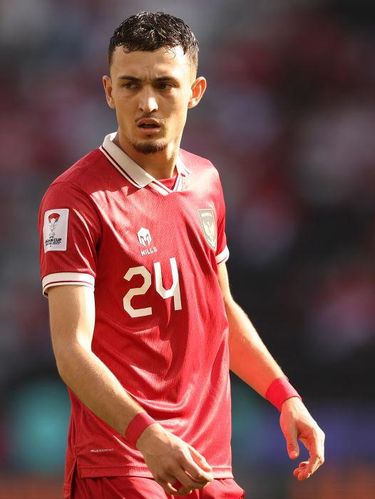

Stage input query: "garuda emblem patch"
[{"left": 198, "top": 208, "right": 217, "bottom": 250}]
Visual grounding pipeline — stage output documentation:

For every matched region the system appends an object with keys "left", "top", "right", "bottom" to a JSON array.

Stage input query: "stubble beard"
[{"left": 132, "top": 140, "right": 168, "bottom": 155}]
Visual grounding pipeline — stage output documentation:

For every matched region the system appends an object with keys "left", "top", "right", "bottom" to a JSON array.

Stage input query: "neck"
[{"left": 113, "top": 133, "right": 179, "bottom": 179}]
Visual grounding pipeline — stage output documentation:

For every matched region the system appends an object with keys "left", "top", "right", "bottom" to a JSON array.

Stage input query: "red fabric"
[
  {"left": 125, "top": 412, "right": 156, "bottom": 447},
  {"left": 158, "top": 174, "right": 177, "bottom": 190},
  {"left": 70, "top": 475, "right": 245, "bottom": 499},
  {"left": 39, "top": 138, "right": 232, "bottom": 485},
  {"left": 265, "top": 376, "right": 301, "bottom": 411}
]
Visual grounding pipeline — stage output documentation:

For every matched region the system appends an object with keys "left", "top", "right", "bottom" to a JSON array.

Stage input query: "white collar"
[{"left": 100, "top": 132, "right": 190, "bottom": 189}]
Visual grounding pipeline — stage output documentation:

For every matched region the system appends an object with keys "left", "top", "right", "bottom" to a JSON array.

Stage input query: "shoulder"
[
  {"left": 49, "top": 149, "right": 106, "bottom": 191},
  {"left": 39, "top": 149, "right": 107, "bottom": 218},
  {"left": 179, "top": 148, "right": 219, "bottom": 176},
  {"left": 179, "top": 148, "right": 224, "bottom": 198},
  {"left": 41, "top": 148, "right": 114, "bottom": 204}
]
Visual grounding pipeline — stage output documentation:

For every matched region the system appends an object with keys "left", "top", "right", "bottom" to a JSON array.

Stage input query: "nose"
[{"left": 138, "top": 87, "right": 158, "bottom": 114}]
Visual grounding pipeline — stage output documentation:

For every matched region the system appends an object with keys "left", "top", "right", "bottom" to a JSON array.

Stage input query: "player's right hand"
[{"left": 136, "top": 423, "right": 214, "bottom": 496}]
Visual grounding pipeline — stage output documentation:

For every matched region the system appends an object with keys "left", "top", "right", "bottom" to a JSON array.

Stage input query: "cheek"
[
  {"left": 168, "top": 94, "right": 190, "bottom": 120},
  {"left": 166, "top": 106, "right": 188, "bottom": 129},
  {"left": 113, "top": 96, "right": 135, "bottom": 119},
  {"left": 112, "top": 89, "right": 135, "bottom": 107}
]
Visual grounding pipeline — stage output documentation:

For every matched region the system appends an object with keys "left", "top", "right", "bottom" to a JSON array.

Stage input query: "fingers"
[
  {"left": 156, "top": 468, "right": 209, "bottom": 496},
  {"left": 153, "top": 447, "right": 213, "bottom": 496},
  {"left": 184, "top": 446, "right": 214, "bottom": 484},
  {"left": 293, "top": 461, "right": 309, "bottom": 481},
  {"left": 301, "top": 427, "right": 325, "bottom": 478},
  {"left": 174, "top": 466, "right": 210, "bottom": 489},
  {"left": 293, "top": 427, "right": 325, "bottom": 480},
  {"left": 281, "top": 420, "right": 300, "bottom": 460},
  {"left": 312, "top": 427, "right": 325, "bottom": 471},
  {"left": 287, "top": 441, "right": 300, "bottom": 460},
  {"left": 301, "top": 451, "right": 324, "bottom": 479},
  {"left": 157, "top": 477, "right": 180, "bottom": 495},
  {"left": 157, "top": 476, "right": 194, "bottom": 496},
  {"left": 138, "top": 427, "right": 213, "bottom": 495},
  {"left": 280, "top": 400, "right": 325, "bottom": 481},
  {"left": 189, "top": 445, "right": 213, "bottom": 473},
  {"left": 170, "top": 447, "right": 213, "bottom": 495},
  {"left": 293, "top": 457, "right": 323, "bottom": 481},
  {"left": 170, "top": 470, "right": 209, "bottom": 496}
]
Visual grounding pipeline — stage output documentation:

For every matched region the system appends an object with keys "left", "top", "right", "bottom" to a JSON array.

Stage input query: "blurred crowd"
[{"left": 0, "top": 0, "right": 374, "bottom": 482}]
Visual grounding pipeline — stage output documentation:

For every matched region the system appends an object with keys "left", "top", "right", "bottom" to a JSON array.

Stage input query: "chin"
[{"left": 133, "top": 141, "right": 168, "bottom": 155}]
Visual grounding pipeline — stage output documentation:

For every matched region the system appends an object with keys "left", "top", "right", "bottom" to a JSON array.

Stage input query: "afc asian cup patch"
[
  {"left": 198, "top": 208, "right": 217, "bottom": 250},
  {"left": 43, "top": 208, "right": 69, "bottom": 252}
]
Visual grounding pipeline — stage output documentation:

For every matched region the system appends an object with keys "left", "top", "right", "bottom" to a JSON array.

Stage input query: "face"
[{"left": 103, "top": 45, "right": 206, "bottom": 159}]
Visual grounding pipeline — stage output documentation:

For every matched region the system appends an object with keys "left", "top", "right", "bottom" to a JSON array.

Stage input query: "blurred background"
[{"left": 0, "top": 0, "right": 374, "bottom": 497}]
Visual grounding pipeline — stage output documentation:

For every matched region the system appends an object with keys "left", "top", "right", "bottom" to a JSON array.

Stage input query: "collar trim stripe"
[
  {"left": 100, "top": 133, "right": 190, "bottom": 193},
  {"left": 153, "top": 178, "right": 176, "bottom": 194},
  {"left": 100, "top": 146, "right": 140, "bottom": 188},
  {"left": 174, "top": 175, "right": 182, "bottom": 192},
  {"left": 149, "top": 183, "right": 169, "bottom": 196}
]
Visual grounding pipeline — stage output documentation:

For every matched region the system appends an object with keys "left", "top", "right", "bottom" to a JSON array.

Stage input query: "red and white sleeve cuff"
[
  {"left": 216, "top": 245, "right": 229, "bottom": 265},
  {"left": 42, "top": 272, "right": 95, "bottom": 296}
]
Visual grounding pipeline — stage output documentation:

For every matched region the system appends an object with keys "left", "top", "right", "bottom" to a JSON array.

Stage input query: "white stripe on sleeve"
[{"left": 42, "top": 272, "right": 95, "bottom": 297}]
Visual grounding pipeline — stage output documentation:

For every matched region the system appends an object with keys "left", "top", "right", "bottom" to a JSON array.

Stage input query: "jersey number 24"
[{"left": 123, "top": 257, "right": 182, "bottom": 318}]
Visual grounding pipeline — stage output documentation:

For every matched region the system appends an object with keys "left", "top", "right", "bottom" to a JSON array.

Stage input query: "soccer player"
[{"left": 38, "top": 11, "right": 325, "bottom": 499}]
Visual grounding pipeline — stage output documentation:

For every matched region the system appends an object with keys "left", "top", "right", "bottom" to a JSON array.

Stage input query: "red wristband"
[
  {"left": 125, "top": 412, "right": 156, "bottom": 447},
  {"left": 265, "top": 376, "right": 301, "bottom": 411}
]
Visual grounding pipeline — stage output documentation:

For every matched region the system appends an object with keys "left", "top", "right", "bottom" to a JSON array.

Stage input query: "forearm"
[
  {"left": 226, "top": 298, "right": 284, "bottom": 397},
  {"left": 48, "top": 285, "right": 149, "bottom": 436},
  {"left": 55, "top": 340, "right": 145, "bottom": 436},
  {"left": 219, "top": 265, "right": 324, "bottom": 480}
]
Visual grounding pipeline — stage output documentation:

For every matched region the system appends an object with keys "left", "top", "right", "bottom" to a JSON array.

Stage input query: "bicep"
[{"left": 47, "top": 285, "right": 95, "bottom": 358}]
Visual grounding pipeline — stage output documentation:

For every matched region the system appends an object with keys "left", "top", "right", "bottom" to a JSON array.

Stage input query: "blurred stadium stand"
[{"left": 0, "top": 0, "right": 374, "bottom": 497}]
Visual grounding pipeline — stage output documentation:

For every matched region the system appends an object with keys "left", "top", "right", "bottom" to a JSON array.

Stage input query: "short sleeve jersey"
[{"left": 39, "top": 133, "right": 232, "bottom": 481}]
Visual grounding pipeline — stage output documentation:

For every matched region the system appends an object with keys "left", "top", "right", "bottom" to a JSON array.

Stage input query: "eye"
[
  {"left": 155, "top": 81, "right": 174, "bottom": 90},
  {"left": 121, "top": 81, "right": 139, "bottom": 90}
]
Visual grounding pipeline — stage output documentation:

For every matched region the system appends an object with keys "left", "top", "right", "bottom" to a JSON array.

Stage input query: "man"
[{"left": 39, "top": 11, "right": 324, "bottom": 499}]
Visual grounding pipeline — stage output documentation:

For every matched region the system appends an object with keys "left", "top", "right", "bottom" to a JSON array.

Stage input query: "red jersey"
[{"left": 39, "top": 133, "right": 232, "bottom": 482}]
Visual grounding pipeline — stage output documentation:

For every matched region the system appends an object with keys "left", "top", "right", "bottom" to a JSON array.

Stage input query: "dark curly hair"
[{"left": 108, "top": 11, "right": 199, "bottom": 70}]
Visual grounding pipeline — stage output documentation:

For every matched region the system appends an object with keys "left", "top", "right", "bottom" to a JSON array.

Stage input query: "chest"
[
  {"left": 92, "top": 185, "right": 220, "bottom": 323},
  {"left": 96, "top": 186, "right": 218, "bottom": 269}
]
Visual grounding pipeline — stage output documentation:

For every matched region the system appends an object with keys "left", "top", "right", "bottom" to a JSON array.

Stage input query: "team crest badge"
[{"left": 198, "top": 208, "right": 217, "bottom": 250}]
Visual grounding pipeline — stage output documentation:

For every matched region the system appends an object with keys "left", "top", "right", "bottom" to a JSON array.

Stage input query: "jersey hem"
[{"left": 78, "top": 464, "right": 233, "bottom": 479}]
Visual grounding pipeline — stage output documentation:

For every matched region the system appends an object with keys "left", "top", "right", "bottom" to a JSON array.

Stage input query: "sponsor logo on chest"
[{"left": 137, "top": 227, "right": 158, "bottom": 256}]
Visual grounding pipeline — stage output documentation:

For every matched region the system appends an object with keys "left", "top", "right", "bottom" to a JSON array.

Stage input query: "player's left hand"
[{"left": 279, "top": 397, "right": 325, "bottom": 481}]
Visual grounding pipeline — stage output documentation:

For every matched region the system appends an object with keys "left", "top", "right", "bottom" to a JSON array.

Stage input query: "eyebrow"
[
  {"left": 118, "top": 75, "right": 178, "bottom": 83},
  {"left": 118, "top": 75, "right": 140, "bottom": 81}
]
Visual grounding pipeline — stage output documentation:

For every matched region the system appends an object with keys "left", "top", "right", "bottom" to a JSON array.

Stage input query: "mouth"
[{"left": 137, "top": 118, "right": 162, "bottom": 130}]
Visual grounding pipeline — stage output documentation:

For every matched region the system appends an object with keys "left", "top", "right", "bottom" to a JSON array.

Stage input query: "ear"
[
  {"left": 188, "top": 76, "right": 207, "bottom": 109},
  {"left": 102, "top": 75, "right": 115, "bottom": 109}
]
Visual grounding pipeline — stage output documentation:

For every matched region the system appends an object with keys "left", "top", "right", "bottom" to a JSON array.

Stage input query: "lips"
[{"left": 137, "top": 118, "right": 161, "bottom": 129}]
